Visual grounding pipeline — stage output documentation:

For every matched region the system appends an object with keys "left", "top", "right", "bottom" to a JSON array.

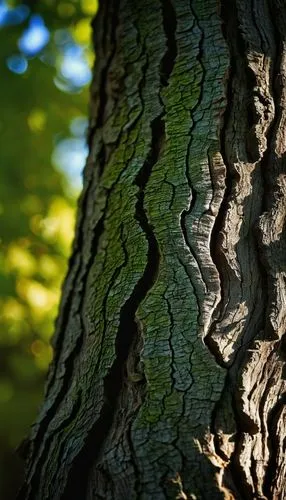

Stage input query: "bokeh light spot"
[
  {"left": 30, "top": 340, "right": 53, "bottom": 371},
  {"left": 69, "top": 116, "right": 88, "bottom": 137},
  {"left": 81, "top": 0, "right": 98, "bottom": 16},
  {"left": 0, "top": 3, "right": 29, "bottom": 27},
  {"left": 6, "top": 54, "right": 28, "bottom": 74},
  {"left": 52, "top": 137, "right": 87, "bottom": 189},
  {"left": 57, "top": 2, "right": 76, "bottom": 18},
  {"left": 18, "top": 14, "right": 50, "bottom": 56},
  {"left": 73, "top": 19, "right": 92, "bottom": 44},
  {"left": 60, "top": 45, "right": 92, "bottom": 87},
  {"left": 27, "top": 108, "right": 47, "bottom": 133},
  {"left": 53, "top": 28, "right": 71, "bottom": 47},
  {"left": 1, "top": 298, "right": 26, "bottom": 323},
  {"left": 6, "top": 244, "right": 36, "bottom": 276}
]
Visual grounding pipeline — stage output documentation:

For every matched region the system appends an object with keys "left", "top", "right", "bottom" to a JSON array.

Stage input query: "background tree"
[{"left": 19, "top": 0, "right": 286, "bottom": 498}]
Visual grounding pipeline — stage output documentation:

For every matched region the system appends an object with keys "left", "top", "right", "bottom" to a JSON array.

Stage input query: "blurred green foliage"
[{"left": 0, "top": 0, "right": 98, "bottom": 497}]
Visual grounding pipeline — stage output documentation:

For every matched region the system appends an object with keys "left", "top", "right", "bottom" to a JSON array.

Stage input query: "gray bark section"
[{"left": 19, "top": 0, "right": 286, "bottom": 499}]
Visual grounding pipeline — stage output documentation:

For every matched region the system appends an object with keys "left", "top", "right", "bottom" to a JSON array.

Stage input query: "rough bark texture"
[{"left": 19, "top": 0, "right": 286, "bottom": 499}]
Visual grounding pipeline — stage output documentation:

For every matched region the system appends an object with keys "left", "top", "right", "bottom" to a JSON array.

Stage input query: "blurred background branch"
[{"left": 0, "top": 0, "right": 98, "bottom": 497}]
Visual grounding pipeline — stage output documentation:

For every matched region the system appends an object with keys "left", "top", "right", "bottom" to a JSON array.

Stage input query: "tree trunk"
[{"left": 19, "top": 0, "right": 286, "bottom": 498}]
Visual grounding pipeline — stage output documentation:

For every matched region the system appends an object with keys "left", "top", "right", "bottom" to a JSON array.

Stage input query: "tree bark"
[{"left": 19, "top": 0, "right": 286, "bottom": 498}]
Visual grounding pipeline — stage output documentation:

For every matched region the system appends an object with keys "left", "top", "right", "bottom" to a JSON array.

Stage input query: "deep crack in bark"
[{"left": 61, "top": 115, "right": 163, "bottom": 500}]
